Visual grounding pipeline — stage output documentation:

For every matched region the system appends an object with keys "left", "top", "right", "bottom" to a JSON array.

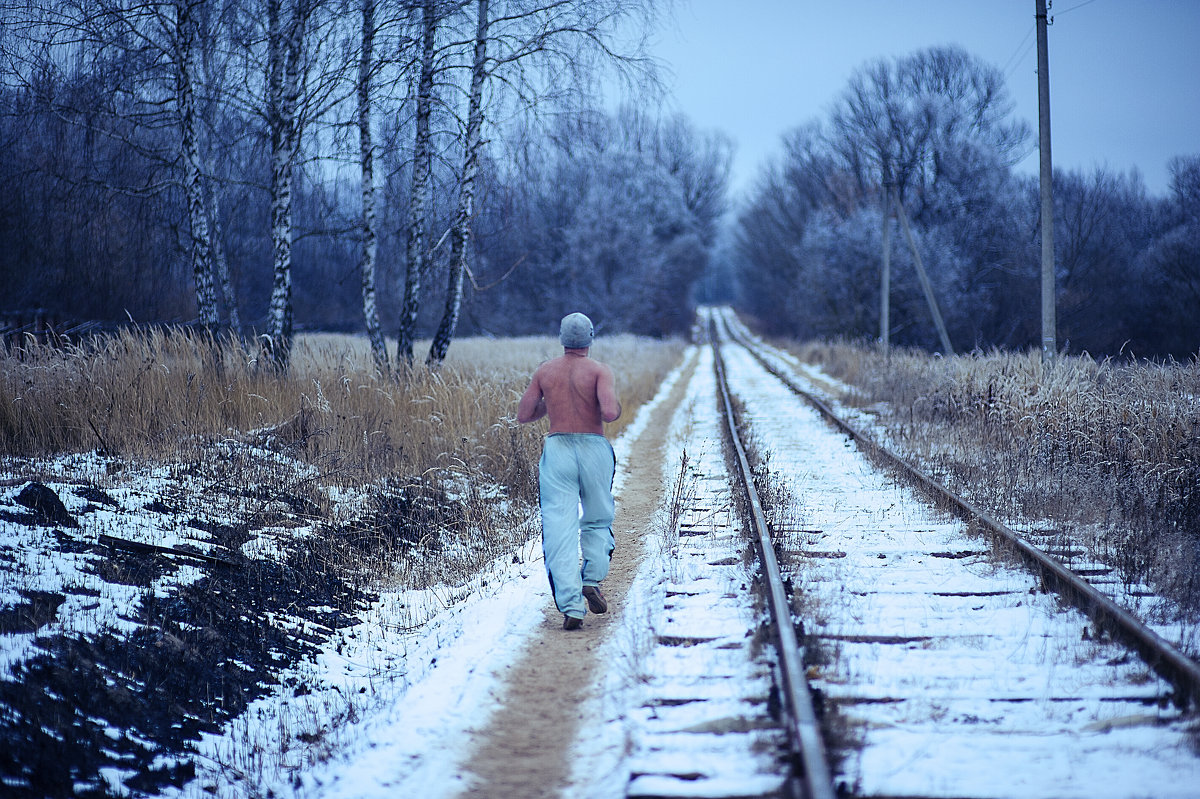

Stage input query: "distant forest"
[
  {"left": 733, "top": 46, "right": 1200, "bottom": 359},
  {"left": 1, "top": 2, "right": 1196, "bottom": 362}
]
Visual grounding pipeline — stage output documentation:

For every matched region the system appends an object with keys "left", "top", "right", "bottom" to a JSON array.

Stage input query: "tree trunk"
[
  {"left": 207, "top": 181, "right": 241, "bottom": 335},
  {"left": 265, "top": 0, "right": 302, "bottom": 368},
  {"left": 176, "top": 0, "right": 218, "bottom": 332},
  {"left": 396, "top": 0, "right": 438, "bottom": 365},
  {"left": 428, "top": 0, "right": 488, "bottom": 366},
  {"left": 359, "top": 0, "right": 388, "bottom": 371}
]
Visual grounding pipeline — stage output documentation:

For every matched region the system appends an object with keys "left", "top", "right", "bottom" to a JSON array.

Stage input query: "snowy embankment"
[
  {"left": 0, "top": 336, "right": 692, "bottom": 797},
  {"left": 721, "top": 311, "right": 1200, "bottom": 659},
  {"left": 5, "top": 319, "right": 1199, "bottom": 798},
  {"left": 720, "top": 337, "right": 1200, "bottom": 799}
]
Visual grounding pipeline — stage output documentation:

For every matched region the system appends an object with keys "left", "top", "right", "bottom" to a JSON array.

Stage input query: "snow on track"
[
  {"left": 721, "top": 341, "right": 1200, "bottom": 799},
  {"left": 620, "top": 346, "right": 788, "bottom": 799}
]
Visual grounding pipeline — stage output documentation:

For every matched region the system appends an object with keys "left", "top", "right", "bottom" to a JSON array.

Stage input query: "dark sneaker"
[
  {"left": 563, "top": 615, "right": 583, "bottom": 630},
  {"left": 582, "top": 585, "right": 608, "bottom": 614}
]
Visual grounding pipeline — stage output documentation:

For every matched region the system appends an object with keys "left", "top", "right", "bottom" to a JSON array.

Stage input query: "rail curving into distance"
[
  {"left": 708, "top": 313, "right": 836, "bottom": 799},
  {"left": 711, "top": 306, "right": 1200, "bottom": 711}
]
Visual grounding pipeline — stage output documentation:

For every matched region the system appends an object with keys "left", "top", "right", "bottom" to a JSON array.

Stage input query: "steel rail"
[
  {"left": 717, "top": 308, "right": 1200, "bottom": 711},
  {"left": 709, "top": 315, "right": 836, "bottom": 799}
]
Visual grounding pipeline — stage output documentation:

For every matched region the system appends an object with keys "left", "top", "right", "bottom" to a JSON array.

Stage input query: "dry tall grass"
[
  {"left": 782, "top": 339, "right": 1200, "bottom": 618},
  {"left": 1, "top": 328, "right": 684, "bottom": 591},
  {"left": 1, "top": 330, "right": 681, "bottom": 490}
]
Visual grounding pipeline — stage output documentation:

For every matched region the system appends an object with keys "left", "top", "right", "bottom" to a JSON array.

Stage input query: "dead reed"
[
  {"left": 0, "top": 329, "right": 680, "bottom": 487},
  {"left": 0, "top": 328, "right": 684, "bottom": 588},
  {"left": 783, "top": 339, "right": 1200, "bottom": 620}
]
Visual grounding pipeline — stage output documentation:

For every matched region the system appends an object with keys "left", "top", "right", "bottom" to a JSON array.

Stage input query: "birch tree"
[
  {"left": 175, "top": 0, "right": 219, "bottom": 330},
  {"left": 206, "top": 181, "right": 241, "bottom": 333},
  {"left": 420, "top": 0, "right": 658, "bottom": 363},
  {"left": 357, "top": 0, "right": 387, "bottom": 369},
  {"left": 395, "top": 0, "right": 439, "bottom": 365},
  {"left": 427, "top": 0, "right": 487, "bottom": 365},
  {"left": 261, "top": 0, "right": 303, "bottom": 366},
  {"left": 196, "top": 0, "right": 242, "bottom": 334}
]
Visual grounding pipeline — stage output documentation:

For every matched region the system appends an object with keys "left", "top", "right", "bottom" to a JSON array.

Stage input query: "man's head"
[{"left": 559, "top": 312, "right": 594, "bottom": 349}]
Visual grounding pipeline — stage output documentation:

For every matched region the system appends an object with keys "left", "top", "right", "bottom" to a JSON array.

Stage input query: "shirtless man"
[{"left": 517, "top": 312, "right": 622, "bottom": 630}]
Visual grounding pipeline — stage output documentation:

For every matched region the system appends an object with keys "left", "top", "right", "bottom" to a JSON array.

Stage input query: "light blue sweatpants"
[{"left": 538, "top": 433, "right": 616, "bottom": 619}]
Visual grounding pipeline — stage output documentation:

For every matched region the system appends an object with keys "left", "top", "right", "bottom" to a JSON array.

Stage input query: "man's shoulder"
[
  {"left": 535, "top": 356, "right": 570, "bottom": 381},
  {"left": 577, "top": 357, "right": 611, "bottom": 376}
]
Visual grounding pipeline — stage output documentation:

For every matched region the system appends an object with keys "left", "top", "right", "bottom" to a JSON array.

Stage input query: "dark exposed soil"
[{"left": 0, "top": 473, "right": 456, "bottom": 798}]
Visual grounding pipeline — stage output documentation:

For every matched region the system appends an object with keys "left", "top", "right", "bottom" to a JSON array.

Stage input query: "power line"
[
  {"left": 1002, "top": 0, "right": 1098, "bottom": 82},
  {"left": 1006, "top": 0, "right": 1099, "bottom": 80},
  {"left": 1001, "top": 26, "right": 1036, "bottom": 77},
  {"left": 1003, "top": 30, "right": 1038, "bottom": 79},
  {"left": 1056, "top": 0, "right": 1100, "bottom": 16}
]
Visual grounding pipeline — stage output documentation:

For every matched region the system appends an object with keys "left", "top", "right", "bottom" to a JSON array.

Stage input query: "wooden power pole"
[
  {"left": 1036, "top": 0, "right": 1056, "bottom": 360},
  {"left": 880, "top": 183, "right": 891, "bottom": 357}
]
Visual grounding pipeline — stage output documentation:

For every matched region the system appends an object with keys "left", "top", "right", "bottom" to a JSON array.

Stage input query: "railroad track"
[
  {"left": 622, "top": 315, "right": 834, "bottom": 799},
  {"left": 696, "top": 306, "right": 1200, "bottom": 798}
]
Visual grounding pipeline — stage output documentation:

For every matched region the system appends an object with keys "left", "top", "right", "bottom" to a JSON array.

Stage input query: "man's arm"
[
  {"left": 517, "top": 371, "right": 547, "bottom": 424},
  {"left": 597, "top": 364, "right": 621, "bottom": 423}
]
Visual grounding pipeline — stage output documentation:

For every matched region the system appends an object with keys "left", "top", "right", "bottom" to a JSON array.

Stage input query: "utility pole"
[
  {"left": 1036, "top": 0, "right": 1056, "bottom": 360},
  {"left": 880, "top": 182, "right": 891, "bottom": 358}
]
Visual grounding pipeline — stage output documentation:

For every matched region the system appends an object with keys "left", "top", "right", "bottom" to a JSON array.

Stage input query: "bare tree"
[
  {"left": 1, "top": 0, "right": 225, "bottom": 328},
  {"left": 241, "top": 0, "right": 354, "bottom": 367},
  {"left": 828, "top": 46, "right": 1028, "bottom": 214},
  {"left": 420, "top": 0, "right": 659, "bottom": 362},
  {"left": 357, "top": 0, "right": 388, "bottom": 370},
  {"left": 206, "top": 180, "right": 241, "bottom": 332},
  {"left": 395, "top": 0, "right": 439, "bottom": 365},
  {"left": 175, "top": 0, "right": 219, "bottom": 330},
  {"left": 261, "top": 0, "right": 303, "bottom": 365},
  {"left": 427, "top": 0, "right": 487, "bottom": 365}
]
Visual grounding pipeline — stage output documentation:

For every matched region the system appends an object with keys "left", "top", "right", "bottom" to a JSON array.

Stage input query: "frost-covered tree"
[
  {"left": 419, "top": 0, "right": 661, "bottom": 363},
  {"left": 1134, "top": 156, "right": 1200, "bottom": 356},
  {"left": 734, "top": 124, "right": 833, "bottom": 335},
  {"left": 489, "top": 108, "right": 724, "bottom": 337},
  {"left": 738, "top": 46, "right": 1035, "bottom": 350},
  {"left": 828, "top": 45, "right": 1029, "bottom": 213}
]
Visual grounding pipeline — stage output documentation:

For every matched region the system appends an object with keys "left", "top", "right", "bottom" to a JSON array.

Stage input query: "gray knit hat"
[{"left": 559, "top": 312, "right": 594, "bottom": 349}]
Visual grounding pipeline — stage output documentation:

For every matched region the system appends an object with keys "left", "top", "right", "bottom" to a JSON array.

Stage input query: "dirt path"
[{"left": 458, "top": 353, "right": 697, "bottom": 798}]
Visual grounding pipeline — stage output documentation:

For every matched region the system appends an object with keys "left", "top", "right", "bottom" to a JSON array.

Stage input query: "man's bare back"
[{"left": 518, "top": 350, "right": 621, "bottom": 434}]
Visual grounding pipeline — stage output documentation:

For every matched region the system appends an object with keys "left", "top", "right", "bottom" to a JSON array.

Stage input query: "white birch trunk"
[
  {"left": 359, "top": 0, "right": 388, "bottom": 371},
  {"left": 428, "top": 0, "right": 488, "bottom": 365},
  {"left": 396, "top": 0, "right": 438, "bottom": 364},
  {"left": 176, "top": 0, "right": 218, "bottom": 332},
  {"left": 265, "top": 0, "right": 302, "bottom": 368}
]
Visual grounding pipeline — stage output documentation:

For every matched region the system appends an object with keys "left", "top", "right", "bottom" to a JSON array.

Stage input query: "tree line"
[
  {"left": 0, "top": 0, "right": 731, "bottom": 369},
  {"left": 731, "top": 45, "right": 1200, "bottom": 359}
]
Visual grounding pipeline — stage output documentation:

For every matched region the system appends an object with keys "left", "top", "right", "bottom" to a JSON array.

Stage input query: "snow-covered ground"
[
  {"left": 197, "top": 343, "right": 788, "bottom": 798},
  {"left": 720, "top": 309, "right": 1200, "bottom": 660},
  {"left": 720, "top": 337, "right": 1200, "bottom": 798},
  {"left": 4, "top": 319, "right": 1199, "bottom": 798}
]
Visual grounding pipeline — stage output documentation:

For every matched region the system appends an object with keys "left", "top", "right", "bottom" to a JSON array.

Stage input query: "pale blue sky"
[{"left": 649, "top": 0, "right": 1200, "bottom": 198}]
